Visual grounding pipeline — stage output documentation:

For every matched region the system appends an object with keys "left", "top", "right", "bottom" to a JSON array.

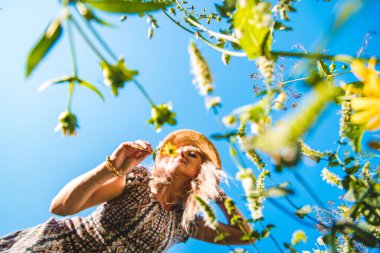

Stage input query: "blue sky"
[{"left": 0, "top": 0, "right": 379, "bottom": 252}]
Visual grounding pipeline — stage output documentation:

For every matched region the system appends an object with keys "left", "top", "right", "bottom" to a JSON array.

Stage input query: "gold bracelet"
[{"left": 105, "top": 156, "right": 122, "bottom": 177}]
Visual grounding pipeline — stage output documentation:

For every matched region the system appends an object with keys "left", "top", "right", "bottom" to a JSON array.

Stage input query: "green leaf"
[
  {"left": 345, "top": 122, "right": 365, "bottom": 153},
  {"left": 283, "top": 242, "right": 297, "bottom": 253},
  {"left": 273, "top": 21, "right": 292, "bottom": 31},
  {"left": 233, "top": 1, "right": 272, "bottom": 59},
  {"left": 336, "top": 221, "right": 378, "bottom": 248},
  {"left": 77, "top": 78, "right": 105, "bottom": 101},
  {"left": 215, "top": 0, "right": 236, "bottom": 18},
  {"left": 260, "top": 224, "right": 275, "bottom": 238},
  {"left": 261, "top": 186, "right": 294, "bottom": 197},
  {"left": 210, "top": 131, "right": 238, "bottom": 140},
  {"left": 214, "top": 232, "right": 230, "bottom": 242},
  {"left": 76, "top": 2, "right": 113, "bottom": 26},
  {"left": 26, "top": 18, "right": 63, "bottom": 77},
  {"left": 295, "top": 205, "right": 312, "bottom": 219},
  {"left": 83, "top": 0, "right": 173, "bottom": 14},
  {"left": 37, "top": 75, "right": 74, "bottom": 92},
  {"left": 317, "top": 59, "right": 331, "bottom": 77}
]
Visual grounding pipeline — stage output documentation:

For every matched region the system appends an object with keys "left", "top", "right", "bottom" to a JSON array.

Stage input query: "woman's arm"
[
  {"left": 50, "top": 162, "right": 124, "bottom": 216},
  {"left": 192, "top": 192, "right": 255, "bottom": 245},
  {"left": 50, "top": 140, "right": 153, "bottom": 216}
]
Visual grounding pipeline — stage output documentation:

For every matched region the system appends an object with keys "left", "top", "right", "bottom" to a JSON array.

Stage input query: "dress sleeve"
[{"left": 174, "top": 215, "right": 203, "bottom": 244}]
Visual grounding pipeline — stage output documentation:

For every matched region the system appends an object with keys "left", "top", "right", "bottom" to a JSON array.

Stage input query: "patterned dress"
[{"left": 0, "top": 166, "right": 200, "bottom": 253}]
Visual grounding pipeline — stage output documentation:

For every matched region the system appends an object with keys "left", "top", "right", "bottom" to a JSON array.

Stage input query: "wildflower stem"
[
  {"left": 86, "top": 23, "right": 118, "bottom": 61},
  {"left": 131, "top": 79, "right": 155, "bottom": 107},
  {"left": 267, "top": 198, "right": 316, "bottom": 228},
  {"left": 292, "top": 171, "right": 326, "bottom": 209},
  {"left": 69, "top": 15, "right": 107, "bottom": 63},
  {"left": 258, "top": 222, "right": 284, "bottom": 253},
  {"left": 334, "top": 137, "right": 345, "bottom": 167},
  {"left": 184, "top": 17, "right": 239, "bottom": 44},
  {"left": 79, "top": 11, "right": 118, "bottom": 62},
  {"left": 161, "top": 7, "right": 246, "bottom": 57},
  {"left": 280, "top": 71, "right": 351, "bottom": 86},
  {"left": 211, "top": 107, "right": 248, "bottom": 169},
  {"left": 66, "top": 18, "right": 77, "bottom": 111},
  {"left": 272, "top": 50, "right": 380, "bottom": 64}
]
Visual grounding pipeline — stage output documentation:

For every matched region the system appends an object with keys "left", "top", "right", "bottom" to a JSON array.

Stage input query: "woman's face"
[{"left": 162, "top": 145, "right": 204, "bottom": 179}]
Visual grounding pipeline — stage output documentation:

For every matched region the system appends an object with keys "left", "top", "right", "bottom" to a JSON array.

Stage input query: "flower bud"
[{"left": 54, "top": 110, "right": 79, "bottom": 137}]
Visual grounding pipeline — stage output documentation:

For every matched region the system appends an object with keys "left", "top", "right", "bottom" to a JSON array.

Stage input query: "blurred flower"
[
  {"left": 222, "top": 115, "right": 237, "bottom": 127},
  {"left": 189, "top": 41, "right": 214, "bottom": 96},
  {"left": 147, "top": 102, "right": 177, "bottom": 133},
  {"left": 317, "top": 236, "right": 325, "bottom": 246},
  {"left": 54, "top": 110, "right": 79, "bottom": 137},
  {"left": 291, "top": 230, "right": 307, "bottom": 245},
  {"left": 349, "top": 57, "right": 380, "bottom": 131},
  {"left": 273, "top": 92, "right": 287, "bottom": 110},
  {"left": 236, "top": 168, "right": 265, "bottom": 220},
  {"left": 194, "top": 196, "right": 218, "bottom": 230},
  {"left": 160, "top": 142, "right": 178, "bottom": 157},
  {"left": 321, "top": 168, "right": 342, "bottom": 189},
  {"left": 205, "top": 96, "right": 221, "bottom": 109},
  {"left": 100, "top": 58, "right": 138, "bottom": 96}
]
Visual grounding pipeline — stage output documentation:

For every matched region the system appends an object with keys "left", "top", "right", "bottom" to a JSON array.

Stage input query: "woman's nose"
[{"left": 177, "top": 149, "right": 186, "bottom": 157}]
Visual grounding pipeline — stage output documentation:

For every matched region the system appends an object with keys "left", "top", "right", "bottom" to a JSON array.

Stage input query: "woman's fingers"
[{"left": 134, "top": 140, "right": 153, "bottom": 153}]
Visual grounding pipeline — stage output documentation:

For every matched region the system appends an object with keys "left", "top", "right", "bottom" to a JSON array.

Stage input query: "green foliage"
[
  {"left": 23, "top": 0, "right": 380, "bottom": 251},
  {"left": 242, "top": 81, "right": 342, "bottom": 167},
  {"left": 295, "top": 205, "right": 312, "bottom": 219},
  {"left": 26, "top": 16, "right": 64, "bottom": 77},
  {"left": 38, "top": 75, "right": 105, "bottom": 101},
  {"left": 82, "top": 0, "right": 173, "bottom": 14},
  {"left": 233, "top": 0, "right": 272, "bottom": 59},
  {"left": 100, "top": 58, "right": 138, "bottom": 96},
  {"left": 147, "top": 102, "right": 177, "bottom": 133}
]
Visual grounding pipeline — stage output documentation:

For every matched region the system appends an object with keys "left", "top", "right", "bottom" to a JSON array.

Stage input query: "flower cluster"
[
  {"left": 100, "top": 58, "right": 138, "bottom": 96},
  {"left": 147, "top": 102, "right": 177, "bottom": 133},
  {"left": 193, "top": 195, "right": 218, "bottom": 230},
  {"left": 321, "top": 168, "right": 343, "bottom": 189},
  {"left": 236, "top": 168, "right": 268, "bottom": 220},
  {"left": 188, "top": 41, "right": 221, "bottom": 110}
]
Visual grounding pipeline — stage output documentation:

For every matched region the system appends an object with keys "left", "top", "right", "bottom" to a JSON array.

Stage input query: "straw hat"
[{"left": 156, "top": 129, "right": 222, "bottom": 170}]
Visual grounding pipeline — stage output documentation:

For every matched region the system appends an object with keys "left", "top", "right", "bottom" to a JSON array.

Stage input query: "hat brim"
[{"left": 156, "top": 129, "right": 222, "bottom": 170}]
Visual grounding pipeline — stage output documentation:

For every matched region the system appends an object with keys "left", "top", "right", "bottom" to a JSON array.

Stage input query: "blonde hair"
[{"left": 149, "top": 160, "right": 226, "bottom": 233}]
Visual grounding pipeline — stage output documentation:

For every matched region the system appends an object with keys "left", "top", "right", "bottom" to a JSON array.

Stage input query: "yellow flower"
[
  {"left": 350, "top": 57, "right": 380, "bottom": 131},
  {"left": 160, "top": 142, "right": 178, "bottom": 157}
]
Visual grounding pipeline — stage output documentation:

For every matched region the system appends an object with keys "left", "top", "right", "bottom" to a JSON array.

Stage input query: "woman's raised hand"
[{"left": 109, "top": 140, "right": 154, "bottom": 175}]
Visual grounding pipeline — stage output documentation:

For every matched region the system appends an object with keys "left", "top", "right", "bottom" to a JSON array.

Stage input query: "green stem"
[
  {"left": 69, "top": 15, "right": 108, "bottom": 63},
  {"left": 292, "top": 170, "right": 326, "bottom": 209},
  {"left": 131, "top": 79, "right": 155, "bottom": 107},
  {"left": 258, "top": 222, "right": 284, "bottom": 253},
  {"left": 349, "top": 185, "right": 371, "bottom": 219},
  {"left": 161, "top": 7, "right": 246, "bottom": 57},
  {"left": 184, "top": 17, "right": 239, "bottom": 44},
  {"left": 66, "top": 18, "right": 77, "bottom": 111},
  {"left": 86, "top": 21, "right": 118, "bottom": 62}
]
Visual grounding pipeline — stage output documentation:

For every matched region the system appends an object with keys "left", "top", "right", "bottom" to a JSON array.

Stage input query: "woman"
[{"left": 0, "top": 129, "right": 254, "bottom": 252}]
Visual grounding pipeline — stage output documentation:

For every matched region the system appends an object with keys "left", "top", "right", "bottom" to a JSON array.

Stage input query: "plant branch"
[
  {"left": 66, "top": 18, "right": 77, "bottom": 111},
  {"left": 131, "top": 79, "right": 155, "bottom": 107},
  {"left": 69, "top": 15, "right": 108, "bottom": 63}
]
